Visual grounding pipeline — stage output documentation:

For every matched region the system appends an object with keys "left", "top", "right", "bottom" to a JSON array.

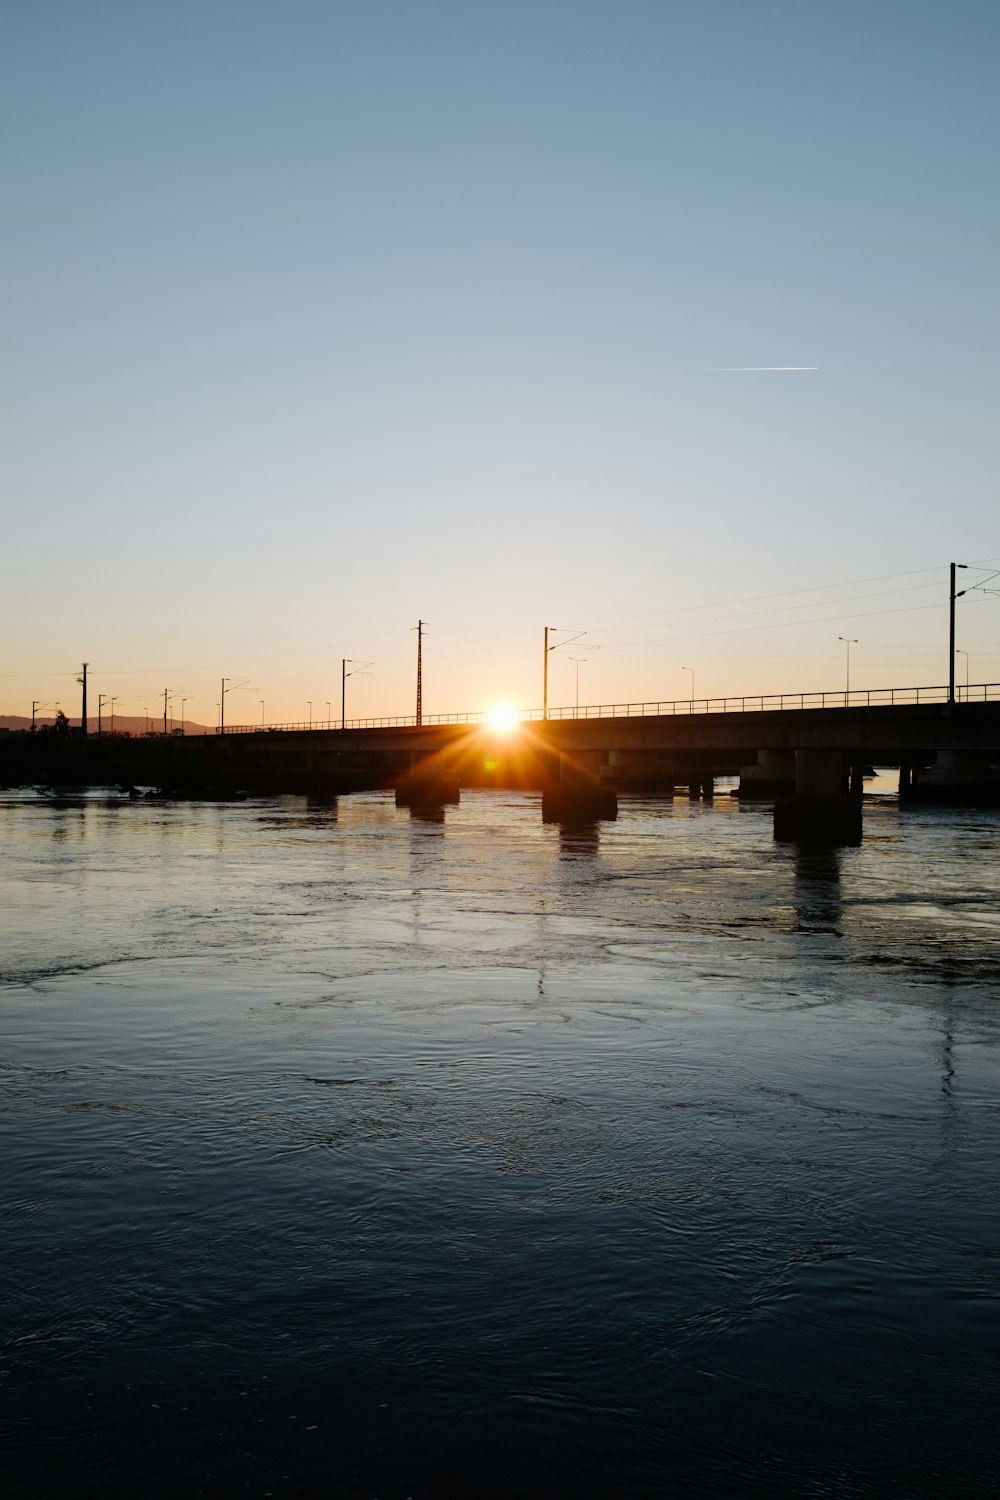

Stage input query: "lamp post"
[
  {"left": 109, "top": 698, "right": 117, "bottom": 733},
  {"left": 568, "top": 658, "right": 587, "bottom": 716},
  {"left": 956, "top": 649, "right": 970, "bottom": 700},
  {"left": 308, "top": 700, "right": 312, "bottom": 730},
  {"left": 31, "top": 701, "right": 49, "bottom": 733},
  {"left": 180, "top": 699, "right": 186, "bottom": 734},
  {"left": 325, "top": 700, "right": 331, "bottom": 729},
  {"left": 681, "top": 666, "right": 694, "bottom": 705},
  {"left": 837, "top": 637, "right": 858, "bottom": 698},
  {"left": 97, "top": 693, "right": 112, "bottom": 736}
]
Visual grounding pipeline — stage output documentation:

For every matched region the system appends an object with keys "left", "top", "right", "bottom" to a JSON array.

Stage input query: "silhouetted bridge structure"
[
  {"left": 214, "top": 681, "right": 1000, "bottom": 843},
  {"left": 6, "top": 683, "right": 1000, "bottom": 844}
]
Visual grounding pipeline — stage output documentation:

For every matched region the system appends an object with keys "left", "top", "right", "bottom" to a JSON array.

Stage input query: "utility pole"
[
  {"left": 544, "top": 627, "right": 551, "bottom": 720},
  {"left": 221, "top": 678, "right": 226, "bottom": 735},
  {"left": 543, "top": 627, "right": 585, "bottom": 719},
  {"left": 416, "top": 620, "right": 425, "bottom": 725},
  {"left": 341, "top": 659, "right": 371, "bottom": 729},
  {"left": 949, "top": 563, "right": 968, "bottom": 704},
  {"left": 163, "top": 689, "right": 170, "bottom": 737},
  {"left": 98, "top": 693, "right": 111, "bottom": 736},
  {"left": 31, "top": 701, "right": 44, "bottom": 733},
  {"left": 78, "top": 662, "right": 89, "bottom": 736}
]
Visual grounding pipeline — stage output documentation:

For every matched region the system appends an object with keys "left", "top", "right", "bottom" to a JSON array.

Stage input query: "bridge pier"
[
  {"left": 738, "top": 748, "right": 795, "bottom": 799},
  {"left": 902, "top": 750, "right": 1000, "bottom": 805},
  {"left": 774, "top": 749, "right": 862, "bottom": 845},
  {"left": 685, "top": 765, "right": 714, "bottom": 800},
  {"left": 395, "top": 752, "right": 460, "bottom": 809},
  {"left": 606, "top": 749, "right": 676, "bottom": 793},
  {"left": 542, "top": 750, "right": 617, "bottom": 822}
]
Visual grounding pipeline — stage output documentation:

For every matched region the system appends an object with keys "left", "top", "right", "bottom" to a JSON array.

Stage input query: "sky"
[{"left": 2, "top": 0, "right": 998, "bottom": 727}]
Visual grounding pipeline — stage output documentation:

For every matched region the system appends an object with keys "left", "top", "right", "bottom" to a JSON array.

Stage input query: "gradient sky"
[{"left": 3, "top": 0, "right": 998, "bottom": 726}]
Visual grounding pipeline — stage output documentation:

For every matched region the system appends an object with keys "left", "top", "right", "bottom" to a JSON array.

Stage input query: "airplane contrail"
[{"left": 708, "top": 365, "right": 819, "bottom": 372}]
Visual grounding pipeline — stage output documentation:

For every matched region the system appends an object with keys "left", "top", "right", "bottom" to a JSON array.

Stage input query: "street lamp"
[
  {"left": 568, "top": 658, "right": 587, "bottom": 715},
  {"left": 180, "top": 698, "right": 187, "bottom": 734},
  {"left": 837, "top": 637, "right": 858, "bottom": 698},
  {"left": 308, "top": 700, "right": 312, "bottom": 730},
  {"left": 956, "top": 648, "right": 970, "bottom": 700},
  {"left": 325, "top": 700, "right": 331, "bottom": 729},
  {"left": 681, "top": 666, "right": 694, "bottom": 705}
]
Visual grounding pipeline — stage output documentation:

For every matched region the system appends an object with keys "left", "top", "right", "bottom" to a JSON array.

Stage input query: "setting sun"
[{"left": 485, "top": 703, "right": 519, "bottom": 731}]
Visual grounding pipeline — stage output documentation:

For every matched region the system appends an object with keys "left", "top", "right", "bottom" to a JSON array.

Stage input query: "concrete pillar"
[
  {"left": 774, "top": 748, "right": 862, "bottom": 845},
  {"left": 606, "top": 750, "right": 676, "bottom": 793},
  {"left": 542, "top": 750, "right": 617, "bottom": 822},
  {"left": 395, "top": 751, "right": 460, "bottom": 808},
  {"left": 794, "top": 748, "right": 843, "bottom": 797},
  {"left": 738, "top": 748, "right": 796, "bottom": 799},
  {"left": 905, "top": 751, "right": 999, "bottom": 806}
]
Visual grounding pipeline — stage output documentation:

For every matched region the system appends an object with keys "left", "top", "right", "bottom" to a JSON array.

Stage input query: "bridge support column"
[
  {"left": 774, "top": 749, "right": 862, "bottom": 845},
  {"left": 542, "top": 750, "right": 617, "bottom": 822},
  {"left": 738, "top": 748, "right": 795, "bottom": 799},
  {"left": 606, "top": 750, "right": 675, "bottom": 794},
  {"left": 395, "top": 751, "right": 460, "bottom": 809},
  {"left": 903, "top": 750, "right": 999, "bottom": 806},
  {"left": 686, "top": 765, "right": 714, "bottom": 800}
]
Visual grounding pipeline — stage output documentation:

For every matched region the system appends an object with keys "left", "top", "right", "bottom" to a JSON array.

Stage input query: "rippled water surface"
[{"left": 2, "top": 785, "right": 999, "bottom": 1498}]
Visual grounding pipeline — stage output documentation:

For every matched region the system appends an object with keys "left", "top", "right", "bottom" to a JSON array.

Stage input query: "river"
[{"left": 2, "top": 783, "right": 999, "bottom": 1497}]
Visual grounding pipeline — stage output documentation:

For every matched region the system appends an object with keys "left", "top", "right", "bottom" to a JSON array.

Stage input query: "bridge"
[
  {"left": 6, "top": 680, "right": 999, "bottom": 844},
  {"left": 212, "top": 680, "right": 1000, "bottom": 844}
]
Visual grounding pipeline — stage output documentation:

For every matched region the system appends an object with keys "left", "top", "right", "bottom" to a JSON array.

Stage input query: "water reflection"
[
  {"left": 408, "top": 803, "right": 447, "bottom": 824},
  {"left": 792, "top": 845, "right": 843, "bottom": 934},
  {"left": 556, "top": 821, "right": 601, "bottom": 859}
]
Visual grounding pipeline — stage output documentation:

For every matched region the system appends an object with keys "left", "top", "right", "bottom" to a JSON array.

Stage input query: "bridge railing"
[{"left": 219, "top": 681, "right": 1000, "bottom": 734}]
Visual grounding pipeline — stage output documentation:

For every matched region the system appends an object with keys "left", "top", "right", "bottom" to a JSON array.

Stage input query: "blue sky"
[{"left": 3, "top": 0, "right": 998, "bottom": 723}]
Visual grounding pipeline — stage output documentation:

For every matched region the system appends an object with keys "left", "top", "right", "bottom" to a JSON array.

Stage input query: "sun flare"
[{"left": 485, "top": 703, "right": 519, "bottom": 731}]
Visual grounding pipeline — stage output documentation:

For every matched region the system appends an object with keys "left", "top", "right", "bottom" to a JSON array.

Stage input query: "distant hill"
[{"left": 0, "top": 715, "right": 216, "bottom": 736}]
